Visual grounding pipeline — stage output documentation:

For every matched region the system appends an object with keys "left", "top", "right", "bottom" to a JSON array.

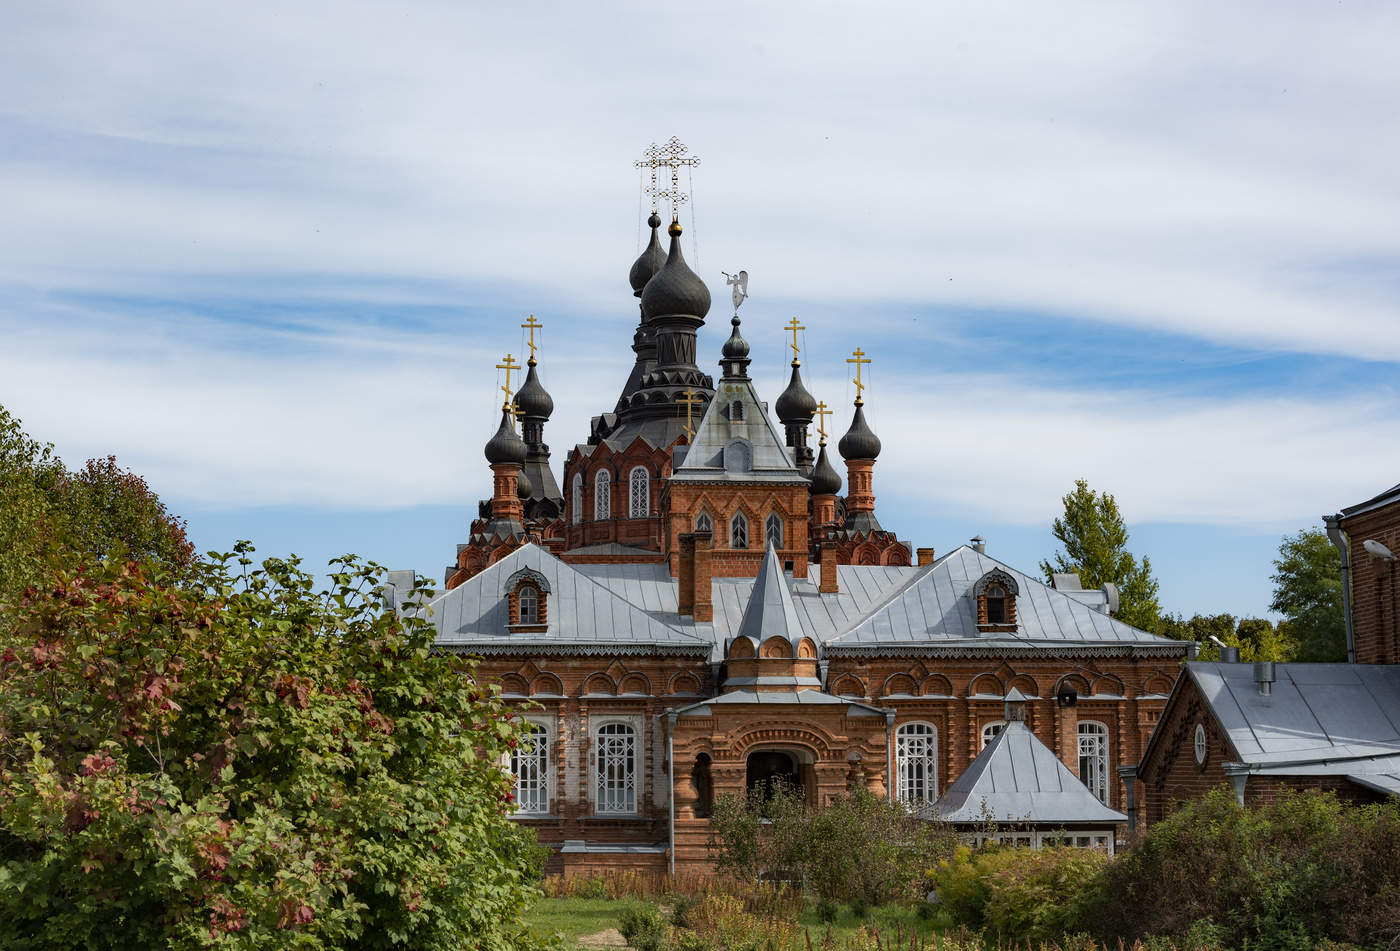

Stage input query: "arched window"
[
  {"left": 765, "top": 513, "right": 783, "bottom": 549},
  {"left": 730, "top": 512, "right": 749, "bottom": 549},
  {"left": 1078, "top": 721, "right": 1110, "bottom": 805},
  {"left": 594, "top": 470, "right": 611, "bottom": 520},
  {"left": 629, "top": 466, "right": 650, "bottom": 518},
  {"left": 518, "top": 586, "right": 539, "bottom": 624},
  {"left": 896, "top": 722, "right": 938, "bottom": 804},
  {"left": 596, "top": 723, "right": 636, "bottom": 814},
  {"left": 985, "top": 585, "right": 1007, "bottom": 624},
  {"left": 512, "top": 723, "right": 550, "bottom": 814},
  {"left": 571, "top": 473, "right": 583, "bottom": 525},
  {"left": 695, "top": 511, "right": 713, "bottom": 534},
  {"left": 981, "top": 721, "right": 1006, "bottom": 749},
  {"left": 730, "top": 400, "right": 744, "bottom": 421}
]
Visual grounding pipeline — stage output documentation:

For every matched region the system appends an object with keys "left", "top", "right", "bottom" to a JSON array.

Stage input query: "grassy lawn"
[{"left": 525, "top": 896, "right": 948, "bottom": 949}]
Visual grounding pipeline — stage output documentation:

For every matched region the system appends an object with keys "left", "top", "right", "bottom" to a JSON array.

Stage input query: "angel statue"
[{"left": 722, "top": 270, "right": 749, "bottom": 313}]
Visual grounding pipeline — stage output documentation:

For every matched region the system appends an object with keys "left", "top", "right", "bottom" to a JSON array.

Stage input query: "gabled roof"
[
  {"left": 424, "top": 544, "right": 710, "bottom": 655},
  {"left": 1142, "top": 662, "right": 1400, "bottom": 779},
  {"left": 671, "top": 378, "right": 806, "bottom": 483},
  {"left": 825, "top": 546, "right": 1184, "bottom": 654},
  {"left": 1341, "top": 482, "right": 1400, "bottom": 519},
  {"left": 934, "top": 720, "right": 1127, "bottom": 825},
  {"left": 734, "top": 544, "right": 806, "bottom": 648}
]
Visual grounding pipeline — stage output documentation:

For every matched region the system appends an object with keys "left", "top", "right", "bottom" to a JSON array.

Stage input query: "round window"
[{"left": 1194, "top": 723, "right": 1207, "bottom": 765}]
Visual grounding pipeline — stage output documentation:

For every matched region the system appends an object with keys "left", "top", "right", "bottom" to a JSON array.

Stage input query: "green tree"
[
  {"left": 0, "top": 544, "right": 548, "bottom": 951},
  {"left": 1271, "top": 528, "right": 1346, "bottom": 662},
  {"left": 1040, "top": 480, "right": 1161, "bottom": 631},
  {"left": 1156, "top": 613, "right": 1296, "bottom": 661}
]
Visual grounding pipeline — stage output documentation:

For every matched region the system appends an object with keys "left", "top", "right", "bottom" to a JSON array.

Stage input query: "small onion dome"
[
  {"left": 484, "top": 409, "right": 527, "bottom": 465},
  {"left": 516, "top": 467, "right": 533, "bottom": 500},
  {"left": 721, "top": 315, "right": 749, "bottom": 359},
  {"left": 629, "top": 213, "right": 667, "bottom": 298},
  {"left": 810, "top": 443, "right": 842, "bottom": 495},
  {"left": 515, "top": 358, "right": 553, "bottom": 420},
  {"left": 641, "top": 220, "right": 711, "bottom": 321},
  {"left": 775, "top": 362, "right": 817, "bottom": 424},
  {"left": 838, "top": 403, "right": 882, "bottom": 461}
]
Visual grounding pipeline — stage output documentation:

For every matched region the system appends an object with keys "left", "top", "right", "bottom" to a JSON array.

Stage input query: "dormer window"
[
  {"left": 973, "top": 569, "right": 1019, "bottom": 632},
  {"left": 505, "top": 568, "right": 550, "bottom": 633},
  {"left": 518, "top": 585, "right": 539, "bottom": 624},
  {"left": 986, "top": 585, "right": 1007, "bottom": 623}
]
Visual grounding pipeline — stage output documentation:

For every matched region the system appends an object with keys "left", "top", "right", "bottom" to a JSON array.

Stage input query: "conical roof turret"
[
  {"left": 810, "top": 442, "right": 842, "bottom": 495},
  {"left": 483, "top": 409, "right": 527, "bottom": 465},
  {"left": 641, "top": 221, "right": 711, "bottom": 321},
  {"left": 628, "top": 213, "right": 667, "bottom": 298},
  {"left": 838, "top": 403, "right": 882, "bottom": 461},
  {"left": 775, "top": 361, "right": 817, "bottom": 424},
  {"left": 515, "top": 357, "right": 554, "bottom": 420}
]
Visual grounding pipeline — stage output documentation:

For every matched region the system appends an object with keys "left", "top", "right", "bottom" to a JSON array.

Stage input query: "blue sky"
[{"left": 4, "top": 1, "right": 1400, "bottom": 619}]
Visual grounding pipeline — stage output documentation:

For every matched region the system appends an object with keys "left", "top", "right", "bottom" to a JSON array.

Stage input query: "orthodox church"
[{"left": 421, "top": 159, "right": 1189, "bottom": 874}]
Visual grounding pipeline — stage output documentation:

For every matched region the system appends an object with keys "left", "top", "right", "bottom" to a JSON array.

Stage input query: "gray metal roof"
[
  {"left": 671, "top": 690, "right": 889, "bottom": 718},
  {"left": 734, "top": 543, "right": 807, "bottom": 648},
  {"left": 424, "top": 544, "right": 710, "bottom": 655},
  {"left": 1177, "top": 661, "right": 1400, "bottom": 771},
  {"left": 1341, "top": 482, "right": 1400, "bottom": 519},
  {"left": 671, "top": 378, "right": 807, "bottom": 483},
  {"left": 934, "top": 720, "right": 1128, "bottom": 825}
]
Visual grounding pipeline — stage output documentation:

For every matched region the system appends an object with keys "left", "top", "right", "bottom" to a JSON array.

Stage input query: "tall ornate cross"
[
  {"left": 785, "top": 317, "right": 805, "bottom": 363},
  {"left": 815, "top": 400, "right": 832, "bottom": 444},
  {"left": 677, "top": 388, "right": 704, "bottom": 441},
  {"left": 521, "top": 315, "right": 543, "bottom": 360},
  {"left": 634, "top": 137, "right": 700, "bottom": 219},
  {"left": 846, "top": 348, "right": 871, "bottom": 405},
  {"left": 496, "top": 353, "right": 520, "bottom": 423}
]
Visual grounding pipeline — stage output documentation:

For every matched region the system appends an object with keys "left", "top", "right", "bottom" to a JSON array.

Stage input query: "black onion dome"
[
  {"left": 721, "top": 316, "right": 749, "bottom": 359},
  {"left": 484, "top": 409, "right": 527, "bottom": 465},
  {"left": 629, "top": 213, "right": 667, "bottom": 298},
  {"left": 838, "top": 404, "right": 882, "bottom": 461},
  {"left": 515, "top": 358, "right": 553, "bottom": 419},
  {"left": 810, "top": 444, "right": 843, "bottom": 495},
  {"left": 775, "top": 362, "right": 817, "bottom": 423},
  {"left": 640, "top": 221, "right": 711, "bottom": 321},
  {"left": 516, "top": 467, "right": 533, "bottom": 500}
]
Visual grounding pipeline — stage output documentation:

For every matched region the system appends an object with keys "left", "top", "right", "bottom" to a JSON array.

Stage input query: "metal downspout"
[
  {"left": 666, "top": 711, "right": 678, "bottom": 875},
  {"left": 1325, "top": 515, "right": 1356, "bottom": 663},
  {"left": 885, "top": 710, "right": 896, "bottom": 804}
]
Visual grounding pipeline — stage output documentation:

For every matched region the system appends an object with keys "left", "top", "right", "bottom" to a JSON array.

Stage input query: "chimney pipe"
[
  {"left": 820, "top": 539, "right": 839, "bottom": 594},
  {"left": 1253, "top": 661, "right": 1275, "bottom": 696},
  {"left": 1219, "top": 646, "right": 1240, "bottom": 663},
  {"left": 971, "top": 535, "right": 986, "bottom": 555},
  {"left": 917, "top": 547, "right": 936, "bottom": 567},
  {"left": 678, "top": 533, "right": 696, "bottom": 617},
  {"left": 693, "top": 530, "right": 713, "bottom": 622}
]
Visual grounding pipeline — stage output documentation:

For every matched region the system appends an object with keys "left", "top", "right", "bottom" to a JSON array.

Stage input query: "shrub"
[
  {"left": 816, "top": 897, "right": 841, "bottom": 924},
  {"left": 618, "top": 905, "right": 665, "bottom": 951},
  {"left": 979, "top": 846, "right": 1107, "bottom": 946}
]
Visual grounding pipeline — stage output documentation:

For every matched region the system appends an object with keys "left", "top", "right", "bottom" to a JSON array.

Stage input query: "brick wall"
[{"left": 1339, "top": 502, "right": 1400, "bottom": 664}]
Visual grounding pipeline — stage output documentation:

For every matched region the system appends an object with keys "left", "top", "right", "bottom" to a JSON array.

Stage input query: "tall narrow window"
[
  {"left": 896, "top": 722, "right": 938, "bottom": 804},
  {"left": 512, "top": 723, "right": 549, "bottom": 814},
  {"left": 571, "top": 473, "right": 583, "bottom": 525},
  {"left": 695, "top": 512, "right": 713, "bottom": 534},
  {"left": 594, "top": 471, "right": 611, "bottom": 520},
  {"left": 596, "top": 723, "right": 636, "bottom": 814},
  {"left": 981, "top": 721, "right": 1006, "bottom": 749},
  {"left": 518, "top": 586, "right": 539, "bottom": 624},
  {"left": 730, "top": 400, "right": 744, "bottom": 421},
  {"left": 986, "top": 585, "right": 1007, "bottom": 624},
  {"left": 730, "top": 512, "right": 749, "bottom": 549},
  {"left": 629, "top": 466, "right": 650, "bottom": 518},
  {"left": 1079, "top": 721, "right": 1110, "bottom": 805},
  {"left": 765, "top": 513, "right": 783, "bottom": 549}
]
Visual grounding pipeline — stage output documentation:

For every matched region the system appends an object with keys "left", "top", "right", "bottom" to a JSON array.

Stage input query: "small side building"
[{"left": 932, "top": 689, "right": 1128, "bottom": 854}]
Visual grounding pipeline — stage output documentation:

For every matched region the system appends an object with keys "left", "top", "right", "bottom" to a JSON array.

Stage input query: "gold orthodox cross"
[
  {"left": 496, "top": 353, "right": 520, "bottom": 424},
  {"left": 634, "top": 137, "right": 700, "bottom": 219},
  {"left": 785, "top": 317, "right": 805, "bottom": 363},
  {"left": 846, "top": 348, "right": 871, "bottom": 405},
  {"left": 677, "top": 388, "right": 704, "bottom": 441},
  {"left": 521, "top": 315, "right": 542, "bottom": 360},
  {"left": 815, "top": 401, "right": 832, "bottom": 445}
]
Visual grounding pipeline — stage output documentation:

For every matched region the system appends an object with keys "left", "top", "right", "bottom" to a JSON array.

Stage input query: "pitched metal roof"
[
  {"left": 671, "top": 378, "right": 807, "bottom": 483},
  {"left": 424, "top": 544, "right": 710, "bottom": 655},
  {"left": 1166, "top": 661, "right": 1400, "bottom": 773},
  {"left": 934, "top": 720, "right": 1128, "bottom": 825},
  {"left": 734, "top": 544, "right": 807, "bottom": 647},
  {"left": 1341, "top": 482, "right": 1400, "bottom": 519},
  {"left": 671, "top": 690, "right": 890, "bottom": 718}
]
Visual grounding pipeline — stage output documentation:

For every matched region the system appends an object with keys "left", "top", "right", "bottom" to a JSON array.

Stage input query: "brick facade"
[{"left": 1339, "top": 497, "right": 1400, "bottom": 664}]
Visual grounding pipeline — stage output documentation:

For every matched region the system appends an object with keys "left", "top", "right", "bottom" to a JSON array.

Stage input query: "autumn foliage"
[{"left": 0, "top": 545, "right": 549, "bottom": 950}]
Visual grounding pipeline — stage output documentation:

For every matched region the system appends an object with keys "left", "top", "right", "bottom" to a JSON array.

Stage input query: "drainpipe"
[
  {"left": 1324, "top": 515, "right": 1356, "bottom": 663},
  {"left": 1222, "top": 762, "right": 1250, "bottom": 808},
  {"left": 666, "top": 711, "right": 678, "bottom": 874},
  {"left": 885, "top": 710, "right": 896, "bottom": 804},
  {"left": 1116, "top": 764, "right": 1137, "bottom": 832}
]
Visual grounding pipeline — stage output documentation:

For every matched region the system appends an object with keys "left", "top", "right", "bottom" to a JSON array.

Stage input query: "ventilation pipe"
[
  {"left": 1208, "top": 635, "right": 1239, "bottom": 663},
  {"left": 1253, "top": 661, "right": 1276, "bottom": 696},
  {"left": 971, "top": 535, "right": 986, "bottom": 555}
]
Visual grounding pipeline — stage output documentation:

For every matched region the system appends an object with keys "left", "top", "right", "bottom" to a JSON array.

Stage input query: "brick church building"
[{"left": 421, "top": 185, "right": 1190, "bottom": 874}]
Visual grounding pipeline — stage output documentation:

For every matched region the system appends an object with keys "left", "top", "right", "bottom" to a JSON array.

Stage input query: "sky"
[{"left": 3, "top": 1, "right": 1399, "bottom": 619}]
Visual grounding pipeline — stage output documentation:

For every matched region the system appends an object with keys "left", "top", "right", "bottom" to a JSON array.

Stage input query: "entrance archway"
[{"left": 747, "top": 750, "right": 801, "bottom": 802}]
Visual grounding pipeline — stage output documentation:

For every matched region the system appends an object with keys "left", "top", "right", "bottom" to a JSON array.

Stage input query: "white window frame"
[
  {"left": 981, "top": 721, "right": 1006, "bottom": 749},
  {"left": 518, "top": 585, "right": 539, "bottom": 624},
  {"left": 571, "top": 473, "right": 583, "bottom": 525},
  {"left": 594, "top": 470, "right": 611, "bottom": 520},
  {"left": 510, "top": 719, "right": 552, "bottom": 816},
  {"left": 765, "top": 512, "right": 783, "bottom": 549},
  {"left": 731, "top": 511, "right": 749, "bottom": 549},
  {"left": 594, "top": 721, "right": 637, "bottom": 814},
  {"left": 1079, "top": 720, "right": 1110, "bottom": 805},
  {"left": 896, "top": 722, "right": 938, "bottom": 804},
  {"left": 629, "top": 466, "right": 650, "bottom": 519}
]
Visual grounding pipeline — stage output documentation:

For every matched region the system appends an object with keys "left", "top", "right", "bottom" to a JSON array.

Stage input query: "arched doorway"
[{"left": 747, "top": 750, "right": 801, "bottom": 802}]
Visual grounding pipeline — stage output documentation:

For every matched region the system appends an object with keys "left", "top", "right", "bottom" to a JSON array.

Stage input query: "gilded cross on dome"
[
  {"left": 496, "top": 353, "right": 520, "bottom": 424},
  {"left": 846, "top": 348, "right": 871, "bottom": 406},
  {"left": 815, "top": 400, "right": 832, "bottom": 445},
  {"left": 677, "top": 388, "right": 704, "bottom": 442},
  {"left": 634, "top": 137, "right": 701, "bottom": 219},
  {"left": 785, "top": 317, "right": 805, "bottom": 363},
  {"left": 521, "top": 315, "right": 543, "bottom": 360}
]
